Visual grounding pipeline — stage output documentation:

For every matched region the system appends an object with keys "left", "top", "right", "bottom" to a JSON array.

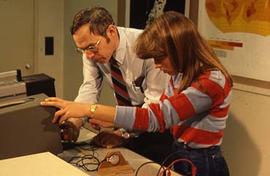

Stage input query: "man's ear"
[{"left": 106, "top": 25, "right": 117, "bottom": 38}]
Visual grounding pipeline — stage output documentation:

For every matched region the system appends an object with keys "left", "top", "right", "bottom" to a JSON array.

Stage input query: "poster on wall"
[{"left": 198, "top": 0, "right": 270, "bottom": 82}]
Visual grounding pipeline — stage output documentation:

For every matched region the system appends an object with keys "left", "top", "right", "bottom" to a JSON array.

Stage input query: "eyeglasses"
[{"left": 76, "top": 39, "right": 101, "bottom": 54}]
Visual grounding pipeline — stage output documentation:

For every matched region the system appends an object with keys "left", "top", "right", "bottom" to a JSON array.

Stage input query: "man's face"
[{"left": 72, "top": 23, "right": 116, "bottom": 64}]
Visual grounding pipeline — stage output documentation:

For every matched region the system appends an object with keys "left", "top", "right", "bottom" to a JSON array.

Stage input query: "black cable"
[
  {"left": 67, "top": 143, "right": 101, "bottom": 172},
  {"left": 69, "top": 154, "right": 100, "bottom": 172}
]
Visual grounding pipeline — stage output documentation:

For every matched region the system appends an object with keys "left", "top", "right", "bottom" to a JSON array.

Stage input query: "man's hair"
[{"left": 70, "top": 7, "right": 114, "bottom": 36}]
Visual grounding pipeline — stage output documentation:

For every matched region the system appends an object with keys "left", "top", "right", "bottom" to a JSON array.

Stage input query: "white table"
[{"left": 0, "top": 152, "right": 88, "bottom": 176}]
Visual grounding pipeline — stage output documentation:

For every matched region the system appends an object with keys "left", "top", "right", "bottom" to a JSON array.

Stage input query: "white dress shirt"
[{"left": 75, "top": 27, "right": 169, "bottom": 107}]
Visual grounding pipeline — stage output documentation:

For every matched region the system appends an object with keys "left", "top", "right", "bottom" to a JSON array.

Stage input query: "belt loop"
[
  {"left": 184, "top": 143, "right": 189, "bottom": 150},
  {"left": 183, "top": 143, "right": 187, "bottom": 149}
]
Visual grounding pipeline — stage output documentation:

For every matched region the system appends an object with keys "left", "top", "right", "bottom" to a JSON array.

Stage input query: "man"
[{"left": 63, "top": 6, "right": 172, "bottom": 163}]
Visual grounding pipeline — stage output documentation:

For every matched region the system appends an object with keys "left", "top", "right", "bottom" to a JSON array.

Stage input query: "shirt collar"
[
  {"left": 171, "top": 72, "right": 183, "bottom": 89},
  {"left": 113, "top": 27, "right": 127, "bottom": 65}
]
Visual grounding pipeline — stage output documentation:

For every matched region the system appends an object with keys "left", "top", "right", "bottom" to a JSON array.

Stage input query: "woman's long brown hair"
[{"left": 136, "top": 11, "right": 233, "bottom": 91}]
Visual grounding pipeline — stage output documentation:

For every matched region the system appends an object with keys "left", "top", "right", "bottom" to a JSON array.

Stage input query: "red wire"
[{"left": 162, "top": 158, "right": 197, "bottom": 176}]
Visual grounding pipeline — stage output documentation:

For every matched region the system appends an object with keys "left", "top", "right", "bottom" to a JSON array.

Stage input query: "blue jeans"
[{"left": 167, "top": 142, "right": 230, "bottom": 176}]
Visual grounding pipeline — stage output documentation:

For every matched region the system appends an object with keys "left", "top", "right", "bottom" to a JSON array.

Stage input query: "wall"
[
  {"left": 188, "top": 1, "right": 270, "bottom": 175},
  {"left": 63, "top": 0, "right": 118, "bottom": 105},
  {"left": 35, "top": 0, "right": 64, "bottom": 97},
  {"left": 216, "top": 52, "right": 270, "bottom": 174},
  {"left": 0, "top": 0, "right": 125, "bottom": 104},
  {"left": 0, "top": 0, "right": 64, "bottom": 97},
  {"left": 223, "top": 85, "right": 270, "bottom": 176}
]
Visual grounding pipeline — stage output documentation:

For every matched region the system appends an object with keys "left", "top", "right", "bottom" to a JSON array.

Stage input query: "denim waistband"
[{"left": 173, "top": 142, "right": 221, "bottom": 155}]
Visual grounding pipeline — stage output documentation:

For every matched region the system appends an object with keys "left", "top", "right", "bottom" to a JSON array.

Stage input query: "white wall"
[
  {"left": 223, "top": 84, "right": 270, "bottom": 176},
  {"left": 35, "top": 0, "right": 64, "bottom": 97}
]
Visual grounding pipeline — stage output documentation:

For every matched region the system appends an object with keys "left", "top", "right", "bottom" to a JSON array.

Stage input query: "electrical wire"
[
  {"left": 135, "top": 161, "right": 164, "bottom": 176},
  {"left": 67, "top": 142, "right": 101, "bottom": 172},
  {"left": 164, "top": 158, "right": 197, "bottom": 176},
  {"left": 69, "top": 154, "right": 100, "bottom": 171},
  {"left": 134, "top": 150, "right": 197, "bottom": 176}
]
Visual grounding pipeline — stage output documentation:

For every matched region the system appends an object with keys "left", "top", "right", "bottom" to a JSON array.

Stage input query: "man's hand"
[
  {"left": 89, "top": 118, "right": 114, "bottom": 129},
  {"left": 91, "top": 131, "right": 127, "bottom": 148},
  {"left": 40, "top": 97, "right": 89, "bottom": 124}
]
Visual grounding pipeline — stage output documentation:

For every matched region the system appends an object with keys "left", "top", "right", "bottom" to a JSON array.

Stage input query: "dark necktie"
[{"left": 110, "top": 58, "right": 132, "bottom": 106}]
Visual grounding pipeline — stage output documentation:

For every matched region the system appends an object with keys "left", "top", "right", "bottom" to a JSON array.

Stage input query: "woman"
[{"left": 41, "top": 11, "right": 232, "bottom": 176}]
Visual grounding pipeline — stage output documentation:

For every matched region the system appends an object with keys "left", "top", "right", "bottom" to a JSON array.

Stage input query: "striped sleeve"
[{"left": 114, "top": 71, "right": 230, "bottom": 133}]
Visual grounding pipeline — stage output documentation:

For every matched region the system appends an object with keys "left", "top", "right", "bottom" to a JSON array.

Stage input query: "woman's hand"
[{"left": 40, "top": 97, "right": 90, "bottom": 124}]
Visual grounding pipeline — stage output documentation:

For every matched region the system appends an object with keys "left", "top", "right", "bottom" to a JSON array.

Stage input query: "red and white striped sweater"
[{"left": 115, "top": 70, "right": 232, "bottom": 148}]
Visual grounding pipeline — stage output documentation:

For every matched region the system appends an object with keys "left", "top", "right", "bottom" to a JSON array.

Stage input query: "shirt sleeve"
[
  {"left": 74, "top": 56, "right": 103, "bottom": 103},
  {"left": 141, "top": 59, "right": 170, "bottom": 108}
]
